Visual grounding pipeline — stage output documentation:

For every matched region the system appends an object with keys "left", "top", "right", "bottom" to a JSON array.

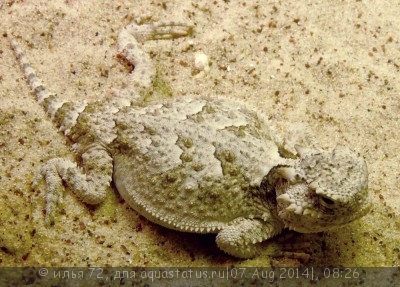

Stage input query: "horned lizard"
[{"left": 10, "top": 20, "right": 371, "bottom": 259}]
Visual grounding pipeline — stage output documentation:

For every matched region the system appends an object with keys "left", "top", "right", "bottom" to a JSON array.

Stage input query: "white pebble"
[{"left": 194, "top": 52, "right": 210, "bottom": 72}]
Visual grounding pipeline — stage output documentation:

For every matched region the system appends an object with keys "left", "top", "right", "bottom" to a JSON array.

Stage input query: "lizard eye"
[{"left": 319, "top": 196, "right": 335, "bottom": 207}]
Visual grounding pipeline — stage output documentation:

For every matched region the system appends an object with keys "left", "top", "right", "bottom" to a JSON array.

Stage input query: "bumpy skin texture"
[{"left": 10, "top": 21, "right": 371, "bottom": 259}]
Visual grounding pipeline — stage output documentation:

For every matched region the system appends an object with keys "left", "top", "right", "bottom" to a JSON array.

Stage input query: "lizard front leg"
[{"left": 216, "top": 217, "right": 284, "bottom": 258}]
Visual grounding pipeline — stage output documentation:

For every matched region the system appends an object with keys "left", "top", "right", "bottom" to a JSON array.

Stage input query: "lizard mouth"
[
  {"left": 276, "top": 181, "right": 372, "bottom": 233},
  {"left": 271, "top": 146, "right": 370, "bottom": 233}
]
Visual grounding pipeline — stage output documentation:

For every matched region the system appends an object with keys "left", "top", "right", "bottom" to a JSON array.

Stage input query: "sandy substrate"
[{"left": 1, "top": 0, "right": 399, "bottom": 267}]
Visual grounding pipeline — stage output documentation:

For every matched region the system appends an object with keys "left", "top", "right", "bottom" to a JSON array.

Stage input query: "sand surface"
[{"left": 1, "top": 0, "right": 399, "bottom": 267}]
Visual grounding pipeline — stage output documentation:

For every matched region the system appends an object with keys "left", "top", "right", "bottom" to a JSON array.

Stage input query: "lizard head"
[{"left": 270, "top": 145, "right": 370, "bottom": 233}]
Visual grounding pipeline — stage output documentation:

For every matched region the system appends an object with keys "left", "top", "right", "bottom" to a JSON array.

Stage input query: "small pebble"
[{"left": 194, "top": 52, "right": 210, "bottom": 72}]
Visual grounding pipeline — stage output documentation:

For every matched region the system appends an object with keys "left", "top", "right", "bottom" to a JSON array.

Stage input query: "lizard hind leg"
[
  {"left": 116, "top": 21, "right": 192, "bottom": 100},
  {"left": 33, "top": 145, "right": 113, "bottom": 225}
]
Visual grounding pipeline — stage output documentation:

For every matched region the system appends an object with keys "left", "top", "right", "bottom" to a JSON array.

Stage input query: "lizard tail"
[{"left": 10, "top": 37, "right": 87, "bottom": 135}]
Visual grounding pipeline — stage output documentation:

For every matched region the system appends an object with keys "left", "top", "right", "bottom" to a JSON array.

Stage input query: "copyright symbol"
[{"left": 38, "top": 268, "right": 48, "bottom": 277}]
